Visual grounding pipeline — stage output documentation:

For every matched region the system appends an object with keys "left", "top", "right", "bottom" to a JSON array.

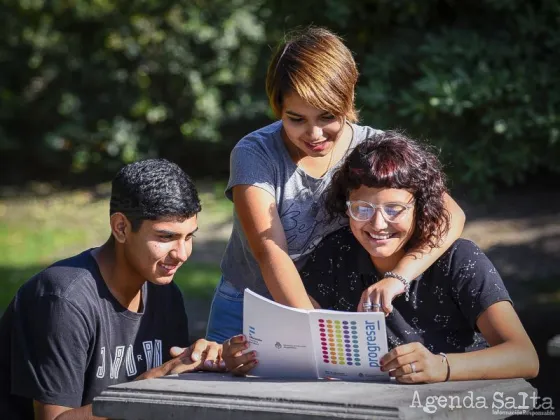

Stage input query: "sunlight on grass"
[
  {"left": 173, "top": 263, "right": 220, "bottom": 299},
  {"left": 0, "top": 181, "right": 230, "bottom": 310},
  {"left": 0, "top": 223, "right": 90, "bottom": 267}
]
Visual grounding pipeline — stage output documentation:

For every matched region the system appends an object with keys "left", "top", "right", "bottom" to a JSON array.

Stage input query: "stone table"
[{"left": 93, "top": 373, "right": 538, "bottom": 420}]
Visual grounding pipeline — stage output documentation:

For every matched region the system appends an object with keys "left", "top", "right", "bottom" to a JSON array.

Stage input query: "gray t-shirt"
[{"left": 220, "top": 121, "right": 380, "bottom": 296}]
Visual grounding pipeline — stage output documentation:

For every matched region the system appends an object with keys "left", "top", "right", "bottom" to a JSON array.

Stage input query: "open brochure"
[{"left": 242, "top": 289, "right": 389, "bottom": 381}]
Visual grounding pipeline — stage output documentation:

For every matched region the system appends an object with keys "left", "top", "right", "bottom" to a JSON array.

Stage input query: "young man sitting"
[{"left": 0, "top": 159, "right": 223, "bottom": 420}]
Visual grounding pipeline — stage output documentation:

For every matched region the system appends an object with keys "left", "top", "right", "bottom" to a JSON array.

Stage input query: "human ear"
[{"left": 110, "top": 213, "right": 130, "bottom": 243}]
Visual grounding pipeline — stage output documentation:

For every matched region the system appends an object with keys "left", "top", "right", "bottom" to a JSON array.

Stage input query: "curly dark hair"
[
  {"left": 110, "top": 158, "right": 201, "bottom": 231},
  {"left": 325, "top": 130, "right": 450, "bottom": 251}
]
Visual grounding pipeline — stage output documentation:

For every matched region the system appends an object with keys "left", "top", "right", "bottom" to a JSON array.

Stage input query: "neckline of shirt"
[
  {"left": 87, "top": 248, "right": 148, "bottom": 321},
  {"left": 276, "top": 122, "right": 357, "bottom": 181}
]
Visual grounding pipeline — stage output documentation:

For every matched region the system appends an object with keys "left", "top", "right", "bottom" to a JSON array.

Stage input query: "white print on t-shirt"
[
  {"left": 125, "top": 344, "right": 137, "bottom": 376},
  {"left": 109, "top": 346, "right": 125, "bottom": 379},
  {"left": 143, "top": 339, "right": 162, "bottom": 370},
  {"left": 96, "top": 339, "right": 162, "bottom": 379}
]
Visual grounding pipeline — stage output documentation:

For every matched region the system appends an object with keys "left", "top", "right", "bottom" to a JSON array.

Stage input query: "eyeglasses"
[{"left": 346, "top": 200, "right": 414, "bottom": 223}]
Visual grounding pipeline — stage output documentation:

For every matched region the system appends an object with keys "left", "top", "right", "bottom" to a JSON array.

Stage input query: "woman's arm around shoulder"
[{"left": 393, "top": 193, "right": 465, "bottom": 280}]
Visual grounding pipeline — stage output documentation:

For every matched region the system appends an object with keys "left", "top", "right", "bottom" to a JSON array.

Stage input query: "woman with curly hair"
[
  {"left": 223, "top": 131, "right": 539, "bottom": 382},
  {"left": 302, "top": 130, "right": 539, "bottom": 383}
]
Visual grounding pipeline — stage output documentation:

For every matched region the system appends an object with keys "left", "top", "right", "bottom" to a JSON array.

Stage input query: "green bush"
[
  {"left": 264, "top": 0, "right": 560, "bottom": 196},
  {"left": 0, "top": 0, "right": 268, "bottom": 181},
  {"left": 1, "top": 0, "right": 558, "bottom": 196}
]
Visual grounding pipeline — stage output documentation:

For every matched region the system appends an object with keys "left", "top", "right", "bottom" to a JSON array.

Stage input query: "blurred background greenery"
[
  {"left": 0, "top": 0, "right": 559, "bottom": 404},
  {"left": 0, "top": 182, "right": 230, "bottom": 309},
  {"left": 1, "top": 0, "right": 559, "bottom": 195}
]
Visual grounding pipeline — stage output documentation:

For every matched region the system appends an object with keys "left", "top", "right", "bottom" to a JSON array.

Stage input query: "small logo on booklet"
[{"left": 247, "top": 326, "right": 262, "bottom": 344}]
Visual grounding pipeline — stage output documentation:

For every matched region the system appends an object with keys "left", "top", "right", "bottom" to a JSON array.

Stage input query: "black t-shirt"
[
  {"left": 0, "top": 249, "right": 190, "bottom": 419},
  {"left": 301, "top": 227, "right": 512, "bottom": 354}
]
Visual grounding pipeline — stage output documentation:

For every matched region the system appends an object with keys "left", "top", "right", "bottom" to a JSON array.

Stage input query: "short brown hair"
[{"left": 266, "top": 26, "right": 359, "bottom": 122}]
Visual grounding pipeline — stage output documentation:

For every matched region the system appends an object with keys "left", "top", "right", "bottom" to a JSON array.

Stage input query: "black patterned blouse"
[{"left": 300, "top": 227, "right": 512, "bottom": 354}]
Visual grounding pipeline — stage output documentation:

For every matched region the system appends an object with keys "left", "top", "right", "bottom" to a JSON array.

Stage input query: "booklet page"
[{"left": 243, "top": 289, "right": 318, "bottom": 379}]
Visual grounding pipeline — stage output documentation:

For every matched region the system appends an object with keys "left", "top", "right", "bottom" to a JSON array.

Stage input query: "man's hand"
[
  {"left": 168, "top": 339, "right": 226, "bottom": 373},
  {"left": 138, "top": 339, "right": 225, "bottom": 380},
  {"left": 222, "top": 335, "right": 257, "bottom": 376}
]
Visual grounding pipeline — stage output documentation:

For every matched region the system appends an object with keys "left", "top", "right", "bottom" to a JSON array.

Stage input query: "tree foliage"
[
  {"left": 265, "top": 0, "right": 560, "bottom": 196},
  {"left": 1, "top": 0, "right": 559, "bottom": 196},
  {"left": 0, "top": 0, "right": 268, "bottom": 182}
]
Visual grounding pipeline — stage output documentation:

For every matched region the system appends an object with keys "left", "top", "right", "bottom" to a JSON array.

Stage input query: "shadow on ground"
[{"left": 515, "top": 304, "right": 560, "bottom": 418}]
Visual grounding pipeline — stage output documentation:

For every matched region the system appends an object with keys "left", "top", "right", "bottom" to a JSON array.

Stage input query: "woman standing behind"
[{"left": 206, "top": 27, "right": 466, "bottom": 343}]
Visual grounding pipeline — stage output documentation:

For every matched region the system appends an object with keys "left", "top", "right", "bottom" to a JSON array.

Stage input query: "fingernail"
[
  {"left": 253, "top": 359, "right": 258, "bottom": 365},
  {"left": 171, "top": 346, "right": 182, "bottom": 354},
  {"left": 244, "top": 343, "right": 249, "bottom": 349},
  {"left": 219, "top": 361, "right": 226, "bottom": 368},
  {"left": 251, "top": 351, "right": 257, "bottom": 358},
  {"left": 204, "top": 360, "right": 213, "bottom": 368},
  {"left": 191, "top": 352, "right": 200, "bottom": 361}
]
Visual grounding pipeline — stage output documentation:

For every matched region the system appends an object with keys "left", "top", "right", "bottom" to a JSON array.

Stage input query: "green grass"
[
  {"left": 0, "top": 182, "right": 231, "bottom": 309},
  {"left": 173, "top": 262, "right": 222, "bottom": 299}
]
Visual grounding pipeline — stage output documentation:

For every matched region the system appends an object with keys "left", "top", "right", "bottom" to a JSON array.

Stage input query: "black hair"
[{"left": 110, "top": 158, "right": 201, "bottom": 231}]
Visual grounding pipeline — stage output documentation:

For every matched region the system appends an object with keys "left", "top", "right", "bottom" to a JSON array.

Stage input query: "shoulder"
[
  {"left": 226, "top": 121, "right": 286, "bottom": 196},
  {"left": 352, "top": 123, "right": 384, "bottom": 144},
  {"left": 18, "top": 250, "right": 99, "bottom": 302},
  {"left": 452, "top": 238, "right": 484, "bottom": 254},
  {"left": 229, "top": 121, "right": 286, "bottom": 174},
  {"left": 233, "top": 121, "right": 283, "bottom": 154},
  {"left": 10, "top": 252, "right": 99, "bottom": 335},
  {"left": 432, "top": 238, "right": 492, "bottom": 277},
  {"left": 447, "top": 238, "right": 486, "bottom": 263}
]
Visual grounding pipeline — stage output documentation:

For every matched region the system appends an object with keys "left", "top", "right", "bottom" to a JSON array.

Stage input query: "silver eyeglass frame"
[{"left": 345, "top": 200, "right": 415, "bottom": 223}]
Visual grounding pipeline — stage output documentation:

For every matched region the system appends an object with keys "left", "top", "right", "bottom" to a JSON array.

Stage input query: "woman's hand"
[
  {"left": 380, "top": 342, "right": 448, "bottom": 383},
  {"left": 222, "top": 334, "right": 258, "bottom": 376},
  {"left": 357, "top": 277, "right": 405, "bottom": 315}
]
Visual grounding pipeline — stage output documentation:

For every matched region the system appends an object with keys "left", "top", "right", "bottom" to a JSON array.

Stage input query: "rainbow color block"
[{"left": 317, "top": 318, "right": 361, "bottom": 366}]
